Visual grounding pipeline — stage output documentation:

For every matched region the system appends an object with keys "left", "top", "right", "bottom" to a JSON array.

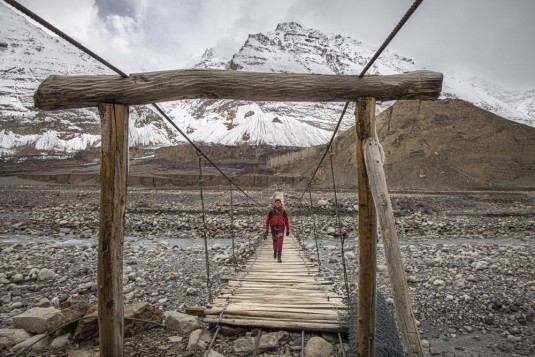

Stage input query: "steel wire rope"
[
  {"left": 296, "top": 0, "right": 425, "bottom": 204},
  {"left": 3, "top": 0, "right": 260, "bottom": 206},
  {"left": 197, "top": 154, "right": 212, "bottom": 303},
  {"left": 294, "top": 225, "right": 346, "bottom": 330},
  {"left": 307, "top": 188, "right": 321, "bottom": 271},
  {"left": 229, "top": 185, "right": 236, "bottom": 275},
  {"left": 211, "top": 207, "right": 263, "bottom": 334},
  {"left": 329, "top": 146, "right": 350, "bottom": 301}
]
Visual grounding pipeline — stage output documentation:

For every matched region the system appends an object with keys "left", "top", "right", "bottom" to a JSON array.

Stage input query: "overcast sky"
[{"left": 13, "top": 0, "right": 535, "bottom": 90}]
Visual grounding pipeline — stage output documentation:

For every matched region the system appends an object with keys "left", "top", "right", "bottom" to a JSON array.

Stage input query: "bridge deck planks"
[{"left": 203, "top": 237, "right": 347, "bottom": 333}]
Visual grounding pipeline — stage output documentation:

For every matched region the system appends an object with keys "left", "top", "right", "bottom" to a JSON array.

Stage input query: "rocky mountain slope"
[
  {"left": 294, "top": 99, "right": 535, "bottom": 191},
  {"left": 1, "top": 4, "right": 534, "bottom": 159}
]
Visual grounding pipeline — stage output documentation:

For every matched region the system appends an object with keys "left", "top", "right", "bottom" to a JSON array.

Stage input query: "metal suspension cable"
[
  {"left": 203, "top": 325, "right": 221, "bottom": 357},
  {"left": 307, "top": 188, "right": 321, "bottom": 270},
  {"left": 298, "top": 102, "right": 349, "bottom": 202},
  {"left": 198, "top": 154, "right": 212, "bottom": 303},
  {"left": 359, "top": 0, "right": 424, "bottom": 77},
  {"left": 329, "top": 146, "right": 350, "bottom": 300},
  {"left": 229, "top": 185, "right": 236, "bottom": 269},
  {"left": 152, "top": 105, "right": 260, "bottom": 205},
  {"left": 4, "top": 0, "right": 128, "bottom": 77},
  {"left": 297, "top": 0, "right": 425, "bottom": 203},
  {"left": 4, "top": 0, "right": 260, "bottom": 206}
]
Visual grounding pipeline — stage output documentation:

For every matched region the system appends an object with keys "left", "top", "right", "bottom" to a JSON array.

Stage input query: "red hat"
[{"left": 274, "top": 198, "right": 282, "bottom": 203}]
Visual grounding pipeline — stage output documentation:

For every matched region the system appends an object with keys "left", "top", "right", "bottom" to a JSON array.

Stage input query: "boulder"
[
  {"left": 50, "top": 333, "right": 71, "bottom": 349},
  {"left": 186, "top": 329, "right": 212, "bottom": 351},
  {"left": 207, "top": 349, "right": 226, "bottom": 357},
  {"left": 164, "top": 311, "right": 200, "bottom": 334},
  {"left": 12, "top": 307, "right": 61, "bottom": 334},
  {"left": 233, "top": 331, "right": 286, "bottom": 355},
  {"left": 10, "top": 334, "right": 50, "bottom": 353},
  {"left": 304, "top": 336, "right": 333, "bottom": 357},
  {"left": 74, "top": 302, "right": 162, "bottom": 341},
  {"left": 0, "top": 328, "right": 32, "bottom": 351}
]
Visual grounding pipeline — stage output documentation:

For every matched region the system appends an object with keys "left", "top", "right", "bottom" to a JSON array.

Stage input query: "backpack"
[{"left": 270, "top": 209, "right": 285, "bottom": 228}]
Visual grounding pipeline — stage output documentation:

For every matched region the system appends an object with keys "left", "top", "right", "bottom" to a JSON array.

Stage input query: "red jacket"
[{"left": 265, "top": 206, "right": 290, "bottom": 233}]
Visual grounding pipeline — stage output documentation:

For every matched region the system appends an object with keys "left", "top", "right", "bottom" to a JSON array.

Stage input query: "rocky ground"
[{"left": 0, "top": 180, "right": 534, "bottom": 356}]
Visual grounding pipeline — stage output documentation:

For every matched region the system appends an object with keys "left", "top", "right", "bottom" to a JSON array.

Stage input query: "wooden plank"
[
  {"left": 214, "top": 293, "right": 343, "bottom": 300},
  {"left": 208, "top": 303, "right": 347, "bottom": 310},
  {"left": 185, "top": 306, "right": 206, "bottom": 317},
  {"left": 205, "top": 307, "right": 342, "bottom": 315},
  {"left": 355, "top": 97, "right": 377, "bottom": 356},
  {"left": 34, "top": 69, "right": 443, "bottom": 110},
  {"left": 203, "top": 317, "right": 347, "bottom": 333},
  {"left": 97, "top": 103, "right": 129, "bottom": 357},
  {"left": 212, "top": 298, "right": 345, "bottom": 305},
  {"left": 364, "top": 137, "right": 424, "bottom": 357},
  {"left": 204, "top": 310, "right": 339, "bottom": 321}
]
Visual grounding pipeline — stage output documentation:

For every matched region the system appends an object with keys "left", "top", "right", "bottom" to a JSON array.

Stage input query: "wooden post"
[
  {"left": 98, "top": 103, "right": 129, "bottom": 357},
  {"left": 355, "top": 97, "right": 377, "bottom": 356},
  {"left": 363, "top": 138, "right": 424, "bottom": 357}
]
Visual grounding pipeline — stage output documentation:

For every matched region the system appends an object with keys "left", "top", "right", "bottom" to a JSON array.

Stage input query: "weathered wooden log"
[
  {"left": 98, "top": 103, "right": 129, "bottom": 357},
  {"left": 355, "top": 97, "right": 378, "bottom": 356},
  {"left": 364, "top": 137, "right": 424, "bottom": 357},
  {"left": 202, "top": 317, "right": 347, "bottom": 333},
  {"left": 34, "top": 69, "right": 442, "bottom": 110}
]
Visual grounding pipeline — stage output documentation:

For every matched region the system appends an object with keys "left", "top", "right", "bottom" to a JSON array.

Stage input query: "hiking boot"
[
  {"left": 273, "top": 251, "right": 277, "bottom": 259},
  {"left": 277, "top": 255, "right": 282, "bottom": 263}
]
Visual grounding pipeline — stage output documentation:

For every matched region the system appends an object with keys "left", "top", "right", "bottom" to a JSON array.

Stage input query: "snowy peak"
[
  {"left": 230, "top": 21, "right": 418, "bottom": 77},
  {"left": 275, "top": 21, "right": 304, "bottom": 32},
  {"left": 193, "top": 48, "right": 229, "bottom": 69}
]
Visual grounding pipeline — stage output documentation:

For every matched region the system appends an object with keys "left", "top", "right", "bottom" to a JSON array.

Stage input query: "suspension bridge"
[
  {"left": 5, "top": 0, "right": 437, "bottom": 355},
  {"left": 203, "top": 236, "right": 347, "bottom": 333}
]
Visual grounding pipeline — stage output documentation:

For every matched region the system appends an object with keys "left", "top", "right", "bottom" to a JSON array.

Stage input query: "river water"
[{"left": 1, "top": 234, "right": 533, "bottom": 248}]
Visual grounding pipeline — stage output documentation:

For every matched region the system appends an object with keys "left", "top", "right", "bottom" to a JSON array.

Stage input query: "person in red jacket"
[{"left": 264, "top": 198, "right": 290, "bottom": 263}]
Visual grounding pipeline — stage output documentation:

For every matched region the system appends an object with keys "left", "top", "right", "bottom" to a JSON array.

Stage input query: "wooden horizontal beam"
[{"left": 34, "top": 69, "right": 443, "bottom": 110}]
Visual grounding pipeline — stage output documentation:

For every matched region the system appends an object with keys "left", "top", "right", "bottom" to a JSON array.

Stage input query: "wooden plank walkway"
[{"left": 203, "top": 237, "right": 348, "bottom": 333}]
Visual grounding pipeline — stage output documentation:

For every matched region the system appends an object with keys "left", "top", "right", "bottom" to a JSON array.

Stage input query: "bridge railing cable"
[
  {"left": 329, "top": 146, "right": 350, "bottom": 300},
  {"left": 307, "top": 188, "right": 321, "bottom": 271},
  {"left": 296, "top": 0, "right": 425, "bottom": 204},
  {"left": 3, "top": 0, "right": 260, "bottom": 206},
  {"left": 197, "top": 154, "right": 212, "bottom": 303}
]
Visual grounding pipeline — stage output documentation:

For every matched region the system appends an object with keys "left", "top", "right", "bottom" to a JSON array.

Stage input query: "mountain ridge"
[{"left": 1, "top": 5, "right": 534, "bottom": 158}]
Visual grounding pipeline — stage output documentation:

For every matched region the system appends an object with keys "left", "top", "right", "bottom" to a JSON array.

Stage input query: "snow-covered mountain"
[
  {"left": 1, "top": 6, "right": 534, "bottom": 158},
  {"left": 0, "top": 4, "right": 176, "bottom": 158}
]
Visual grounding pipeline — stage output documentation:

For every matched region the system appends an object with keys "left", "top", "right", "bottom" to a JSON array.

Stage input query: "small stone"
[
  {"left": 433, "top": 279, "right": 445, "bottom": 286},
  {"left": 506, "top": 335, "right": 521, "bottom": 342},
  {"left": 421, "top": 339, "right": 430, "bottom": 348},
  {"left": 10, "top": 302, "right": 23, "bottom": 310},
  {"left": 467, "top": 275, "right": 477, "bottom": 282},
  {"left": 168, "top": 336, "right": 183, "bottom": 343},
  {"left": 38, "top": 268, "right": 56, "bottom": 281},
  {"left": 377, "top": 265, "right": 388, "bottom": 272}
]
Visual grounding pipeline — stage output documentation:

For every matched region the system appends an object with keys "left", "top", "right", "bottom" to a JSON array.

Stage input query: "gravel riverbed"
[{"left": 0, "top": 185, "right": 533, "bottom": 356}]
